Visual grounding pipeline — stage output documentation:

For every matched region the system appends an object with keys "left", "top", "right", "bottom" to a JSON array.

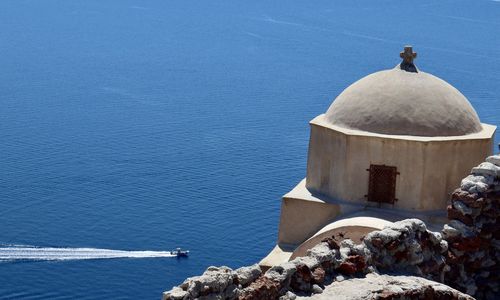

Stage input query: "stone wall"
[
  {"left": 164, "top": 265, "right": 262, "bottom": 300},
  {"left": 162, "top": 155, "right": 500, "bottom": 300},
  {"left": 442, "top": 155, "right": 500, "bottom": 298},
  {"left": 304, "top": 274, "right": 475, "bottom": 300},
  {"left": 163, "top": 219, "right": 470, "bottom": 300}
]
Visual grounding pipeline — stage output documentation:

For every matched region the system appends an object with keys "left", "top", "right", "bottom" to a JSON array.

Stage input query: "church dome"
[{"left": 325, "top": 47, "right": 482, "bottom": 137}]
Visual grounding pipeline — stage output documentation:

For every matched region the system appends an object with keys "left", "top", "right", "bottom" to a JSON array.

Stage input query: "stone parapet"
[
  {"left": 443, "top": 155, "right": 500, "bottom": 298},
  {"left": 163, "top": 220, "right": 468, "bottom": 300}
]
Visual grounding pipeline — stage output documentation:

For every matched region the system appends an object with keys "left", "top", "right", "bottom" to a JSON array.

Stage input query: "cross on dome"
[{"left": 399, "top": 46, "right": 418, "bottom": 73}]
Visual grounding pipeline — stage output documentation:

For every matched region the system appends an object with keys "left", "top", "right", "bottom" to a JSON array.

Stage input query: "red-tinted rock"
[
  {"left": 444, "top": 175, "right": 500, "bottom": 299},
  {"left": 338, "top": 262, "right": 356, "bottom": 275},
  {"left": 294, "top": 264, "right": 312, "bottom": 283},
  {"left": 290, "top": 264, "right": 313, "bottom": 292},
  {"left": 371, "top": 237, "right": 384, "bottom": 248},
  {"left": 376, "top": 284, "right": 471, "bottom": 300},
  {"left": 321, "top": 261, "right": 334, "bottom": 273},
  {"left": 312, "top": 267, "right": 325, "bottom": 284},
  {"left": 451, "top": 189, "right": 480, "bottom": 202},
  {"left": 338, "top": 255, "right": 367, "bottom": 274},
  {"left": 238, "top": 276, "right": 280, "bottom": 300},
  {"left": 418, "top": 259, "right": 442, "bottom": 275},
  {"left": 447, "top": 205, "right": 473, "bottom": 226},
  {"left": 451, "top": 236, "right": 483, "bottom": 252},
  {"left": 321, "top": 237, "right": 340, "bottom": 250},
  {"left": 386, "top": 240, "right": 399, "bottom": 251},
  {"left": 394, "top": 250, "right": 409, "bottom": 262},
  {"left": 445, "top": 251, "right": 464, "bottom": 265}
]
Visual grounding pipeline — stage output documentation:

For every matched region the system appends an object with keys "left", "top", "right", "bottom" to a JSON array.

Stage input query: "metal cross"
[
  {"left": 399, "top": 46, "right": 418, "bottom": 72},
  {"left": 400, "top": 46, "right": 417, "bottom": 64}
]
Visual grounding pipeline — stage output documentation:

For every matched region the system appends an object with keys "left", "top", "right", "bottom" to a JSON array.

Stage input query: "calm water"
[{"left": 0, "top": 0, "right": 499, "bottom": 299}]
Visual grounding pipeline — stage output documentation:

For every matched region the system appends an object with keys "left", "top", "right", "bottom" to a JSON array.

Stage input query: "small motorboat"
[{"left": 171, "top": 248, "right": 189, "bottom": 257}]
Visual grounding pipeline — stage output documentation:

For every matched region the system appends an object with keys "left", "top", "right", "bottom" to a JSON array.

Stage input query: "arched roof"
[{"left": 325, "top": 60, "right": 482, "bottom": 137}]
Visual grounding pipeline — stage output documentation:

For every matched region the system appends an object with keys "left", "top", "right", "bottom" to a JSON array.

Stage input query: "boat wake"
[{"left": 0, "top": 245, "right": 177, "bottom": 262}]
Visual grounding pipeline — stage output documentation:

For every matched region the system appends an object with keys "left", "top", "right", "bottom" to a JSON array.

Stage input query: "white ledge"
[{"left": 310, "top": 114, "right": 496, "bottom": 142}]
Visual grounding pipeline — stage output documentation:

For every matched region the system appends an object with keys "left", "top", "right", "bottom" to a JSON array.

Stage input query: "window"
[{"left": 366, "top": 164, "right": 398, "bottom": 204}]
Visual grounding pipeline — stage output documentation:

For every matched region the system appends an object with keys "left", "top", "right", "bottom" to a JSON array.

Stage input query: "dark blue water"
[{"left": 0, "top": 0, "right": 499, "bottom": 299}]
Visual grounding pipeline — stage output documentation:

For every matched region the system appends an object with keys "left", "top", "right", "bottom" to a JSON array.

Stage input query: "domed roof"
[{"left": 325, "top": 47, "right": 482, "bottom": 137}]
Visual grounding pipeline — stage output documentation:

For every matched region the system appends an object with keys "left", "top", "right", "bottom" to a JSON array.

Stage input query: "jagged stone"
[
  {"left": 295, "top": 256, "right": 320, "bottom": 270},
  {"left": 444, "top": 220, "right": 476, "bottom": 239},
  {"left": 338, "top": 239, "right": 356, "bottom": 258},
  {"left": 452, "top": 189, "right": 482, "bottom": 207},
  {"left": 239, "top": 276, "right": 281, "bottom": 300},
  {"left": 168, "top": 266, "right": 238, "bottom": 299},
  {"left": 453, "top": 200, "right": 473, "bottom": 216},
  {"left": 235, "top": 264, "right": 261, "bottom": 287},
  {"left": 392, "top": 218, "right": 427, "bottom": 233},
  {"left": 429, "top": 231, "right": 443, "bottom": 244},
  {"left": 162, "top": 287, "right": 188, "bottom": 300},
  {"left": 299, "top": 274, "right": 474, "bottom": 300},
  {"left": 471, "top": 162, "right": 500, "bottom": 178},
  {"left": 448, "top": 205, "right": 473, "bottom": 226},
  {"left": 306, "top": 243, "right": 336, "bottom": 263},
  {"left": 279, "top": 291, "right": 297, "bottom": 300},
  {"left": 337, "top": 261, "right": 356, "bottom": 275},
  {"left": 460, "top": 174, "right": 494, "bottom": 194},
  {"left": 290, "top": 263, "right": 313, "bottom": 292},
  {"left": 439, "top": 240, "right": 448, "bottom": 253},
  {"left": 311, "top": 267, "right": 325, "bottom": 285},
  {"left": 320, "top": 237, "right": 340, "bottom": 250},
  {"left": 265, "top": 262, "right": 297, "bottom": 287},
  {"left": 443, "top": 162, "right": 500, "bottom": 299},
  {"left": 311, "top": 284, "right": 323, "bottom": 294},
  {"left": 486, "top": 155, "right": 500, "bottom": 167}
]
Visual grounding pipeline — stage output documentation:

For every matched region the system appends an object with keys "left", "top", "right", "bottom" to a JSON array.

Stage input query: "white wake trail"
[{"left": 0, "top": 246, "right": 177, "bottom": 261}]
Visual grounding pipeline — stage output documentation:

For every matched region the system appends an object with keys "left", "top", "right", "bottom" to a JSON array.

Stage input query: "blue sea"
[{"left": 0, "top": 0, "right": 499, "bottom": 299}]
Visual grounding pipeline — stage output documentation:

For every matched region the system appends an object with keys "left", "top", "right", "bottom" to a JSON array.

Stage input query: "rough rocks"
[
  {"left": 486, "top": 154, "right": 500, "bottom": 166},
  {"left": 364, "top": 219, "right": 447, "bottom": 281},
  {"left": 443, "top": 157, "right": 500, "bottom": 299},
  {"left": 239, "top": 276, "right": 281, "bottom": 300},
  {"left": 471, "top": 162, "right": 500, "bottom": 178},
  {"left": 162, "top": 218, "right": 481, "bottom": 299},
  {"left": 164, "top": 219, "right": 452, "bottom": 300},
  {"left": 460, "top": 174, "right": 494, "bottom": 194},
  {"left": 298, "top": 273, "right": 474, "bottom": 300},
  {"left": 311, "top": 284, "right": 323, "bottom": 294},
  {"left": 279, "top": 291, "right": 297, "bottom": 300},
  {"left": 235, "top": 264, "right": 262, "bottom": 287},
  {"left": 163, "top": 265, "right": 256, "bottom": 300},
  {"left": 237, "top": 242, "right": 332, "bottom": 299},
  {"left": 165, "top": 287, "right": 188, "bottom": 300}
]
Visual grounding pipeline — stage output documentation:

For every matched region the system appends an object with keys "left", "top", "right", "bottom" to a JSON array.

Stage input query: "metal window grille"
[{"left": 366, "top": 164, "right": 399, "bottom": 204}]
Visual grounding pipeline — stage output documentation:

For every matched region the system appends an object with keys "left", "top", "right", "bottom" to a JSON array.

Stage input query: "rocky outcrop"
[
  {"left": 240, "top": 239, "right": 359, "bottom": 299},
  {"left": 443, "top": 155, "right": 500, "bottom": 299},
  {"left": 162, "top": 155, "right": 500, "bottom": 300},
  {"left": 163, "top": 219, "right": 452, "bottom": 300},
  {"left": 300, "top": 273, "right": 473, "bottom": 300},
  {"left": 364, "top": 219, "right": 447, "bottom": 281},
  {"left": 163, "top": 265, "right": 261, "bottom": 300}
]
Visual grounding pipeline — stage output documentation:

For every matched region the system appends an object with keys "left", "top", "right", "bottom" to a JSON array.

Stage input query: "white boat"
[{"left": 170, "top": 248, "right": 189, "bottom": 257}]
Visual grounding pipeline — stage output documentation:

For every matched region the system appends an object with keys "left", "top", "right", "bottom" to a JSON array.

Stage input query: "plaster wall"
[
  {"left": 277, "top": 197, "right": 341, "bottom": 245},
  {"left": 306, "top": 115, "right": 495, "bottom": 211}
]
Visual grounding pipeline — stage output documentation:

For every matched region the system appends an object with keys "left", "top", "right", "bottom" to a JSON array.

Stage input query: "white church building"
[{"left": 261, "top": 46, "right": 496, "bottom": 267}]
